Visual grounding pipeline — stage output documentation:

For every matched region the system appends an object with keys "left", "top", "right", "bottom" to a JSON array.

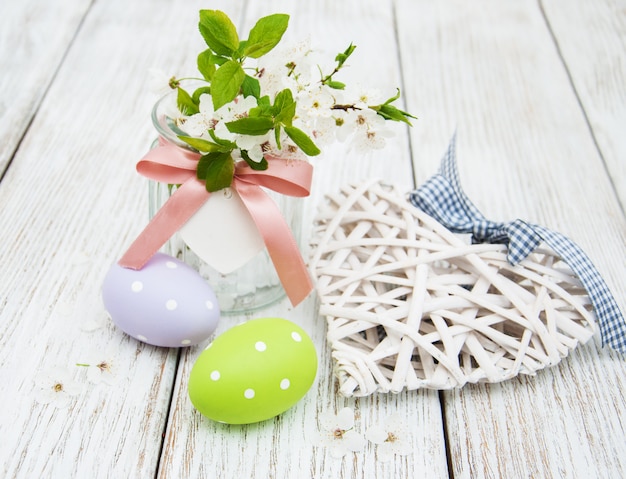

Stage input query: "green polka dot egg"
[{"left": 188, "top": 317, "right": 317, "bottom": 424}]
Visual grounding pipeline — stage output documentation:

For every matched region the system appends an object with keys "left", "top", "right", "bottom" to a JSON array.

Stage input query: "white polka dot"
[
  {"left": 166, "top": 261, "right": 177, "bottom": 269},
  {"left": 131, "top": 281, "right": 143, "bottom": 292},
  {"left": 280, "top": 378, "right": 290, "bottom": 390},
  {"left": 206, "top": 301, "right": 214, "bottom": 310},
  {"left": 210, "top": 370, "right": 220, "bottom": 381},
  {"left": 137, "top": 334, "right": 148, "bottom": 342},
  {"left": 291, "top": 331, "right": 302, "bottom": 342},
  {"left": 255, "top": 341, "right": 267, "bottom": 352},
  {"left": 244, "top": 388, "right": 255, "bottom": 399},
  {"left": 166, "top": 299, "right": 177, "bottom": 310},
  {"left": 181, "top": 339, "right": 191, "bottom": 345}
]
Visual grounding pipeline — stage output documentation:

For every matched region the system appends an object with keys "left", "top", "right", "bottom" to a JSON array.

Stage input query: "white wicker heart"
[{"left": 309, "top": 180, "right": 597, "bottom": 397}]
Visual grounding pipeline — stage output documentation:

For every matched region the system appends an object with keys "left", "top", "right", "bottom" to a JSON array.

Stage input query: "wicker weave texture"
[{"left": 310, "top": 180, "right": 596, "bottom": 397}]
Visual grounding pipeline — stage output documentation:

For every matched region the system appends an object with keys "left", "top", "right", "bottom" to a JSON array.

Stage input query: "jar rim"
[{"left": 150, "top": 87, "right": 199, "bottom": 151}]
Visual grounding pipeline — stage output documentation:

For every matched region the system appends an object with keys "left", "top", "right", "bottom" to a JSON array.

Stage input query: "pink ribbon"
[{"left": 119, "top": 137, "right": 314, "bottom": 306}]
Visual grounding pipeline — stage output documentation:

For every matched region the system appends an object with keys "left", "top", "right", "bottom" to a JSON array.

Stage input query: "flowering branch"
[
  {"left": 160, "top": 9, "right": 415, "bottom": 192},
  {"left": 320, "top": 43, "right": 356, "bottom": 89}
]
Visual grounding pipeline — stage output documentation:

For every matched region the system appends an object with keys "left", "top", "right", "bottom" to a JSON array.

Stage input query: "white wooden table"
[{"left": 1, "top": 0, "right": 625, "bottom": 477}]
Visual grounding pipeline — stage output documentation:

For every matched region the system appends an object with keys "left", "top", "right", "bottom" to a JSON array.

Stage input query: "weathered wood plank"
[
  {"left": 0, "top": 0, "right": 228, "bottom": 476},
  {"left": 156, "top": 1, "right": 448, "bottom": 478},
  {"left": 541, "top": 0, "right": 626, "bottom": 209},
  {"left": 0, "top": 0, "right": 92, "bottom": 177},
  {"left": 444, "top": 346, "right": 626, "bottom": 478},
  {"left": 2, "top": 0, "right": 624, "bottom": 477},
  {"left": 396, "top": 0, "right": 626, "bottom": 477}
]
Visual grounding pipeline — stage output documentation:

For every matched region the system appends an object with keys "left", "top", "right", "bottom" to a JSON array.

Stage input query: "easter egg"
[
  {"left": 102, "top": 252, "right": 220, "bottom": 347},
  {"left": 188, "top": 317, "right": 317, "bottom": 424}
]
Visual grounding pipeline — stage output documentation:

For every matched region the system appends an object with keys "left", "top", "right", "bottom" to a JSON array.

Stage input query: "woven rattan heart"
[{"left": 310, "top": 180, "right": 596, "bottom": 397}]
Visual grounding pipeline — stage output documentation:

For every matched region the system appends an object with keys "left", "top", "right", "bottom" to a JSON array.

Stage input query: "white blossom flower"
[
  {"left": 160, "top": 93, "right": 187, "bottom": 129},
  {"left": 351, "top": 125, "right": 394, "bottom": 153},
  {"left": 334, "top": 109, "right": 358, "bottom": 142},
  {"left": 310, "top": 116, "right": 338, "bottom": 146},
  {"left": 184, "top": 95, "right": 218, "bottom": 137},
  {"left": 353, "top": 108, "right": 386, "bottom": 131},
  {"left": 213, "top": 120, "right": 237, "bottom": 143},
  {"left": 161, "top": 25, "right": 414, "bottom": 177},
  {"left": 196, "top": 95, "right": 264, "bottom": 155},
  {"left": 234, "top": 130, "right": 270, "bottom": 159},
  {"left": 77, "top": 352, "right": 118, "bottom": 386},
  {"left": 365, "top": 414, "right": 412, "bottom": 462},
  {"left": 216, "top": 95, "right": 258, "bottom": 122},
  {"left": 148, "top": 68, "right": 176, "bottom": 96},
  {"left": 33, "top": 368, "right": 82, "bottom": 408},
  {"left": 298, "top": 86, "right": 335, "bottom": 118},
  {"left": 245, "top": 143, "right": 265, "bottom": 162},
  {"left": 265, "top": 135, "right": 307, "bottom": 161},
  {"left": 344, "top": 84, "right": 384, "bottom": 109},
  {"left": 256, "top": 38, "right": 315, "bottom": 98},
  {"left": 320, "top": 108, "right": 349, "bottom": 142},
  {"left": 315, "top": 407, "right": 366, "bottom": 458},
  {"left": 256, "top": 67, "right": 284, "bottom": 99},
  {"left": 343, "top": 108, "right": 394, "bottom": 153}
]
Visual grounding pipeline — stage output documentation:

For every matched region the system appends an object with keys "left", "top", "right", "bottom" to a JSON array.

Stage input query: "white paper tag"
[{"left": 179, "top": 189, "right": 265, "bottom": 274}]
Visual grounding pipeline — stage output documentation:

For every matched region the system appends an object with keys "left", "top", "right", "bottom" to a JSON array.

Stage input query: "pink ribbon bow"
[{"left": 119, "top": 137, "right": 314, "bottom": 306}]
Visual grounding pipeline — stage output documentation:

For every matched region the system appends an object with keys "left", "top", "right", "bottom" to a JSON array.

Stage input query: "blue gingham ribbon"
[{"left": 408, "top": 134, "right": 626, "bottom": 354}]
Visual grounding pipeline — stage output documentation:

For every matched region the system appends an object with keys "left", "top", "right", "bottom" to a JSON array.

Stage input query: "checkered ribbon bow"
[{"left": 408, "top": 134, "right": 626, "bottom": 354}]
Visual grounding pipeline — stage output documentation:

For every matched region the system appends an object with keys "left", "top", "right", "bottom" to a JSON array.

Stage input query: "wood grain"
[
  {"left": 395, "top": 1, "right": 626, "bottom": 477},
  {"left": 157, "top": 1, "right": 448, "bottom": 478},
  {"left": 0, "top": 0, "right": 624, "bottom": 477},
  {"left": 0, "top": 0, "right": 223, "bottom": 476},
  {"left": 541, "top": 0, "right": 626, "bottom": 209},
  {"left": 0, "top": 0, "right": 92, "bottom": 177}
]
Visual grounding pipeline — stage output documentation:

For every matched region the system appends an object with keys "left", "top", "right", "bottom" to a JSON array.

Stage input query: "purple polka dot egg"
[{"left": 102, "top": 253, "right": 220, "bottom": 347}]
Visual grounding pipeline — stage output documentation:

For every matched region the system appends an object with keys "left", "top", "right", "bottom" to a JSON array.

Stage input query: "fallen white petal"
[
  {"left": 336, "top": 407, "right": 355, "bottom": 430},
  {"left": 365, "top": 425, "right": 388, "bottom": 444}
]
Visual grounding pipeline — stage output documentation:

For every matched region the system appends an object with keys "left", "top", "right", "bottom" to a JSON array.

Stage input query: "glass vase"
[{"left": 147, "top": 91, "right": 304, "bottom": 314}]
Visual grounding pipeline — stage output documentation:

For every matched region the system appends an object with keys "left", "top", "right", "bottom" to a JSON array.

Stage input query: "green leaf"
[
  {"left": 176, "top": 87, "right": 199, "bottom": 115},
  {"left": 243, "top": 14, "right": 289, "bottom": 58},
  {"left": 211, "top": 60, "right": 245, "bottom": 110},
  {"left": 325, "top": 80, "right": 346, "bottom": 90},
  {"left": 274, "top": 124, "right": 282, "bottom": 150},
  {"left": 198, "top": 10, "right": 239, "bottom": 56},
  {"left": 257, "top": 95, "right": 271, "bottom": 109},
  {"left": 273, "top": 88, "right": 296, "bottom": 126},
  {"left": 192, "top": 86, "right": 211, "bottom": 103},
  {"left": 197, "top": 50, "right": 217, "bottom": 81},
  {"left": 226, "top": 116, "right": 274, "bottom": 135},
  {"left": 275, "top": 101, "right": 296, "bottom": 126},
  {"left": 209, "top": 54, "right": 229, "bottom": 66},
  {"left": 335, "top": 43, "right": 356, "bottom": 67},
  {"left": 197, "top": 152, "right": 235, "bottom": 192},
  {"left": 236, "top": 40, "right": 248, "bottom": 58},
  {"left": 273, "top": 88, "right": 293, "bottom": 111},
  {"left": 241, "top": 150, "right": 268, "bottom": 170},
  {"left": 196, "top": 152, "right": 215, "bottom": 179},
  {"left": 383, "top": 88, "right": 401, "bottom": 105},
  {"left": 284, "top": 126, "right": 320, "bottom": 156},
  {"left": 370, "top": 88, "right": 416, "bottom": 125},
  {"left": 374, "top": 104, "right": 416, "bottom": 126},
  {"left": 249, "top": 95, "right": 272, "bottom": 117},
  {"left": 178, "top": 136, "right": 224, "bottom": 152},
  {"left": 208, "top": 130, "right": 237, "bottom": 149},
  {"left": 241, "top": 74, "right": 261, "bottom": 99}
]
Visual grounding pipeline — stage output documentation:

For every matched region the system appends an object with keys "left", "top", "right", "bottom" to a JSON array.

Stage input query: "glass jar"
[{"left": 148, "top": 92, "right": 304, "bottom": 314}]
